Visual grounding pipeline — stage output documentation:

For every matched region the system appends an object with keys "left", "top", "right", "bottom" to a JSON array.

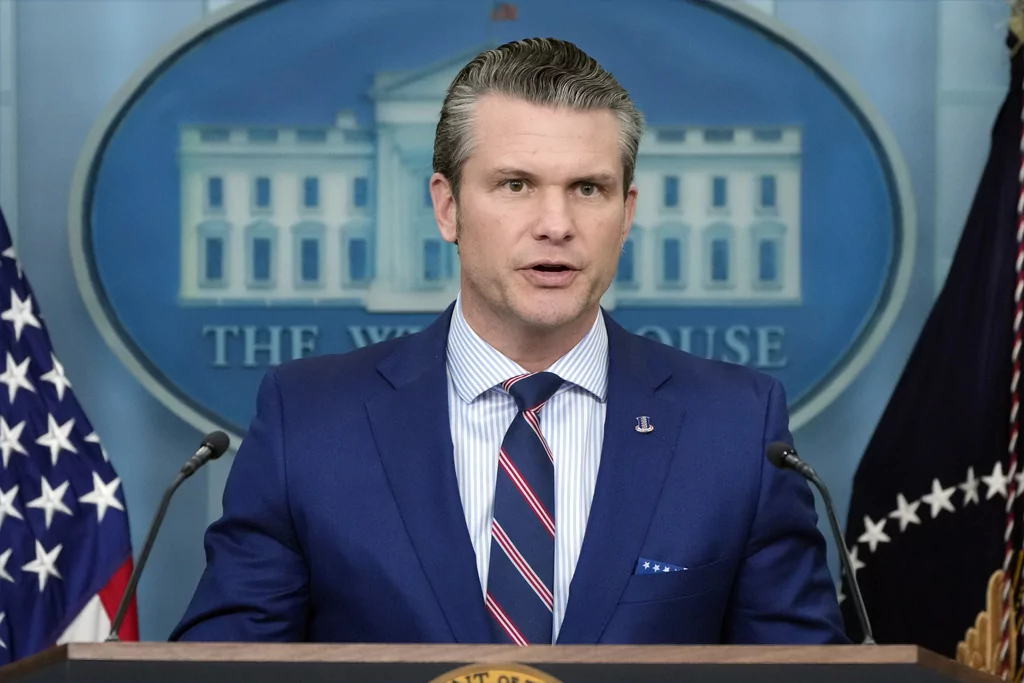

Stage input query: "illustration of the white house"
[{"left": 178, "top": 46, "right": 802, "bottom": 311}]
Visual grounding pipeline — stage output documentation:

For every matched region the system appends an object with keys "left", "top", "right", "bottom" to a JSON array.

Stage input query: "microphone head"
[
  {"left": 202, "top": 430, "right": 231, "bottom": 459},
  {"left": 766, "top": 441, "right": 796, "bottom": 469}
]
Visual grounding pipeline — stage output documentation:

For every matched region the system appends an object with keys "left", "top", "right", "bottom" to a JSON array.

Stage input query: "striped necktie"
[{"left": 485, "top": 371, "right": 565, "bottom": 645}]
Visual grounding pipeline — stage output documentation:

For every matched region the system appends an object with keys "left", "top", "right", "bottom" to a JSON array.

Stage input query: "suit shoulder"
[{"left": 268, "top": 334, "right": 409, "bottom": 396}]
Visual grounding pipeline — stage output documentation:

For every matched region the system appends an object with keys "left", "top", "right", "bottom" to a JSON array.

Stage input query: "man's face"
[{"left": 432, "top": 94, "right": 638, "bottom": 335}]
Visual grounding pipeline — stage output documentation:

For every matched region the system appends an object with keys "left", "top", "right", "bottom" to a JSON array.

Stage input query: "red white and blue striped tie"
[{"left": 485, "top": 371, "right": 564, "bottom": 646}]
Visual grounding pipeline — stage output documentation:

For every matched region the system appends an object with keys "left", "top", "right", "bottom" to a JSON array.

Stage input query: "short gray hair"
[{"left": 433, "top": 37, "right": 644, "bottom": 200}]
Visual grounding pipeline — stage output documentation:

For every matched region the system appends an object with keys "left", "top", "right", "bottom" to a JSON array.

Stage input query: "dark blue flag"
[{"left": 841, "top": 32, "right": 1024, "bottom": 671}]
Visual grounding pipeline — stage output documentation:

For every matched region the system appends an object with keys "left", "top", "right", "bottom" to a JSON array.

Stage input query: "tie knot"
[{"left": 502, "top": 372, "right": 565, "bottom": 413}]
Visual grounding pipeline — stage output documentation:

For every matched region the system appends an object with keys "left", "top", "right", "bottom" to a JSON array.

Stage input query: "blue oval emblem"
[{"left": 70, "top": 0, "right": 914, "bottom": 441}]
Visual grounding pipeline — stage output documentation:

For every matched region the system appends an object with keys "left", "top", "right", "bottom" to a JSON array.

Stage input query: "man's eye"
[
  {"left": 580, "top": 184, "right": 597, "bottom": 196},
  {"left": 506, "top": 180, "right": 525, "bottom": 192}
]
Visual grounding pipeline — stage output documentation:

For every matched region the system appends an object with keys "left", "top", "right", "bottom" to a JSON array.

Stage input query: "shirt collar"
[{"left": 446, "top": 293, "right": 609, "bottom": 404}]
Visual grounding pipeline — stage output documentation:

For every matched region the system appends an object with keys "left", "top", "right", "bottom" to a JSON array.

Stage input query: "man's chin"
[{"left": 511, "top": 301, "right": 595, "bottom": 331}]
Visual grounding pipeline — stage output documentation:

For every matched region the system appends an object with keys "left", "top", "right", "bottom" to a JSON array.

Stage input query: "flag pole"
[{"left": 1009, "top": 3, "right": 1024, "bottom": 679}]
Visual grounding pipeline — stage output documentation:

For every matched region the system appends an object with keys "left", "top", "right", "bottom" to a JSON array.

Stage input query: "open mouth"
[{"left": 524, "top": 263, "right": 577, "bottom": 288}]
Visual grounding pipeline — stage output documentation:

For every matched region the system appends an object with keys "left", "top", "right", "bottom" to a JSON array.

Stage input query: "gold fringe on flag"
[
  {"left": 957, "top": 570, "right": 1019, "bottom": 678},
  {"left": 1011, "top": 0, "right": 1024, "bottom": 58}
]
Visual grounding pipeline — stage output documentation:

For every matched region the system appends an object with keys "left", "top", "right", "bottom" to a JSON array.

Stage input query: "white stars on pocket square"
[{"left": 635, "top": 557, "right": 686, "bottom": 574}]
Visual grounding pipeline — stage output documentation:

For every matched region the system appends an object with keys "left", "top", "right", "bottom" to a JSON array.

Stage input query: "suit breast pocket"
[{"left": 617, "top": 558, "right": 732, "bottom": 604}]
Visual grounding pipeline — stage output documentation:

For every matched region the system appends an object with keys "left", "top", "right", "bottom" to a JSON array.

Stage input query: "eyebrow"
[
  {"left": 492, "top": 167, "right": 537, "bottom": 180},
  {"left": 576, "top": 172, "right": 619, "bottom": 186},
  {"left": 491, "top": 167, "right": 620, "bottom": 185}
]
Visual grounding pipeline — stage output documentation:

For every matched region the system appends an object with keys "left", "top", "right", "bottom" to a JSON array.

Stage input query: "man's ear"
[{"left": 431, "top": 172, "right": 458, "bottom": 244}]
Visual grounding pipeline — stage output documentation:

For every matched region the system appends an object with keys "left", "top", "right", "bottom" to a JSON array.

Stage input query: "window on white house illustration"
[
  {"left": 711, "top": 239, "right": 729, "bottom": 281},
  {"left": 248, "top": 128, "right": 278, "bottom": 143},
  {"left": 301, "top": 239, "right": 319, "bottom": 281},
  {"left": 704, "top": 128, "right": 734, "bottom": 143},
  {"left": 424, "top": 239, "right": 444, "bottom": 282},
  {"left": 253, "top": 239, "right": 271, "bottom": 280},
  {"left": 206, "top": 238, "right": 224, "bottom": 281},
  {"left": 293, "top": 221, "right": 325, "bottom": 289},
  {"left": 703, "top": 223, "right": 734, "bottom": 288},
  {"left": 342, "top": 219, "right": 373, "bottom": 286},
  {"left": 759, "top": 175, "right": 777, "bottom": 210},
  {"left": 206, "top": 177, "right": 223, "bottom": 211},
  {"left": 353, "top": 176, "right": 369, "bottom": 208},
  {"left": 420, "top": 233, "right": 457, "bottom": 286},
  {"left": 711, "top": 177, "right": 728, "bottom": 209},
  {"left": 245, "top": 222, "right": 277, "bottom": 288},
  {"left": 751, "top": 222, "right": 785, "bottom": 289},
  {"left": 663, "top": 176, "right": 679, "bottom": 208},
  {"left": 253, "top": 176, "right": 272, "bottom": 211},
  {"left": 656, "top": 224, "right": 689, "bottom": 289},
  {"left": 663, "top": 238, "right": 682, "bottom": 283},
  {"left": 349, "top": 238, "right": 369, "bottom": 282},
  {"left": 197, "top": 220, "right": 230, "bottom": 289},
  {"left": 303, "top": 177, "right": 320, "bottom": 209},
  {"left": 759, "top": 240, "right": 780, "bottom": 283}
]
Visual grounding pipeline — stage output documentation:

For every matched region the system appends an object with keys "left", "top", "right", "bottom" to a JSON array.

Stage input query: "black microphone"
[
  {"left": 105, "top": 430, "right": 231, "bottom": 642},
  {"left": 766, "top": 441, "right": 876, "bottom": 645}
]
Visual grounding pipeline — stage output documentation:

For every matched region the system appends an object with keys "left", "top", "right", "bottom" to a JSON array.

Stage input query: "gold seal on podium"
[{"left": 430, "top": 663, "right": 563, "bottom": 683}]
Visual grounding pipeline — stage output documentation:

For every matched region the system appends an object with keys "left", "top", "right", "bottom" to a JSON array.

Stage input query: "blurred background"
[{"left": 0, "top": 0, "right": 1013, "bottom": 653}]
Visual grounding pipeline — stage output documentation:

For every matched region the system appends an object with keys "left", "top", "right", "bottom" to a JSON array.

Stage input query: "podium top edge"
[
  {"left": 0, "top": 643, "right": 999, "bottom": 683},
  {"left": 54, "top": 642, "right": 943, "bottom": 665}
]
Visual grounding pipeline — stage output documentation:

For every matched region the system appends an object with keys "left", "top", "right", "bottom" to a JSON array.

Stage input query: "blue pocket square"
[{"left": 635, "top": 557, "right": 687, "bottom": 574}]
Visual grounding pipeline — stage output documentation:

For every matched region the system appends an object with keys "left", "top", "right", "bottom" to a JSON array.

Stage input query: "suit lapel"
[
  {"left": 556, "top": 314, "right": 686, "bottom": 643},
  {"left": 365, "top": 304, "right": 492, "bottom": 643}
]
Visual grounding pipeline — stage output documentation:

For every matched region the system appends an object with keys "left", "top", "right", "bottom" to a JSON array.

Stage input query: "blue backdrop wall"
[{"left": 0, "top": 0, "right": 1010, "bottom": 640}]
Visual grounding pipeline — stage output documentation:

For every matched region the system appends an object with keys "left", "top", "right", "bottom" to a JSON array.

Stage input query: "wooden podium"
[{"left": 0, "top": 644, "right": 1002, "bottom": 683}]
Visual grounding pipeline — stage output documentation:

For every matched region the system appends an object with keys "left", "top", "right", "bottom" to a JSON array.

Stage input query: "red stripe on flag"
[{"left": 99, "top": 557, "right": 138, "bottom": 640}]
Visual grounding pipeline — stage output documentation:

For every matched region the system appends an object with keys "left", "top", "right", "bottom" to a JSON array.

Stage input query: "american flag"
[{"left": 0, "top": 207, "right": 138, "bottom": 665}]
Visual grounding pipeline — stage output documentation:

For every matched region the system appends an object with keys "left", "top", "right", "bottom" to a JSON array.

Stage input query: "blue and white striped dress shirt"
[{"left": 445, "top": 295, "right": 609, "bottom": 643}]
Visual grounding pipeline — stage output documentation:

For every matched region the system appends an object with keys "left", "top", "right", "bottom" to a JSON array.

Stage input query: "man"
[{"left": 170, "top": 38, "right": 847, "bottom": 645}]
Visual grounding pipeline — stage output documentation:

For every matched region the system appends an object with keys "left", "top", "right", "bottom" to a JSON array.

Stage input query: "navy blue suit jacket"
[{"left": 169, "top": 303, "right": 848, "bottom": 644}]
